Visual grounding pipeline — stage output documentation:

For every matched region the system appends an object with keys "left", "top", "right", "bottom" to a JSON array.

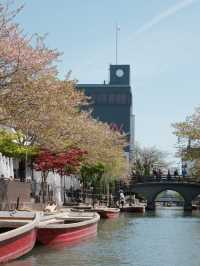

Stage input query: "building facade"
[{"left": 77, "top": 64, "right": 133, "bottom": 156}]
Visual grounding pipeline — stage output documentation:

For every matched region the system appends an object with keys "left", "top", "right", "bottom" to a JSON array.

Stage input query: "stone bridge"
[{"left": 127, "top": 177, "right": 200, "bottom": 210}]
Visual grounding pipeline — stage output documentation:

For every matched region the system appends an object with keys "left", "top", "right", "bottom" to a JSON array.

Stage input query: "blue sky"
[{"left": 15, "top": 0, "right": 200, "bottom": 164}]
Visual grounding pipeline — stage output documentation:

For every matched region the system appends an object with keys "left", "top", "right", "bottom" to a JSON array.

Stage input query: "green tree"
[
  {"left": 0, "top": 130, "right": 38, "bottom": 158},
  {"left": 80, "top": 163, "right": 105, "bottom": 191}
]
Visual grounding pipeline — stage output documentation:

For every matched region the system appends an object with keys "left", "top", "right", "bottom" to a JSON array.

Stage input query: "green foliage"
[
  {"left": 80, "top": 162, "right": 105, "bottom": 189},
  {"left": 0, "top": 130, "right": 39, "bottom": 158}
]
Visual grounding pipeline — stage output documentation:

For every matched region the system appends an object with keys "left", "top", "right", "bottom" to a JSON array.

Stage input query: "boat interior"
[{"left": 0, "top": 211, "right": 35, "bottom": 229}]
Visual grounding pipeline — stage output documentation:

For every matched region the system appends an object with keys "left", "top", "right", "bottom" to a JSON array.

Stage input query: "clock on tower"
[{"left": 109, "top": 65, "right": 130, "bottom": 85}]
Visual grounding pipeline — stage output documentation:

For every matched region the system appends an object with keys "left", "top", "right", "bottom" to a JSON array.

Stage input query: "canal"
[{"left": 7, "top": 208, "right": 200, "bottom": 266}]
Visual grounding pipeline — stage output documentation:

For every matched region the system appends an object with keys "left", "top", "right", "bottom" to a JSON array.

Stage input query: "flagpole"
[{"left": 115, "top": 24, "right": 120, "bottom": 65}]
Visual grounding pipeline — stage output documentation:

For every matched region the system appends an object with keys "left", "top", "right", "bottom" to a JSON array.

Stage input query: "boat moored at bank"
[
  {"left": 120, "top": 204, "right": 145, "bottom": 213},
  {"left": 93, "top": 207, "right": 120, "bottom": 219},
  {"left": 0, "top": 211, "right": 38, "bottom": 264},
  {"left": 37, "top": 211, "right": 100, "bottom": 246}
]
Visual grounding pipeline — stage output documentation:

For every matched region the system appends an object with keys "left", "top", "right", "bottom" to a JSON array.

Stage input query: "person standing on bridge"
[
  {"left": 182, "top": 167, "right": 187, "bottom": 178},
  {"left": 167, "top": 170, "right": 171, "bottom": 180},
  {"left": 153, "top": 169, "right": 157, "bottom": 179},
  {"left": 174, "top": 169, "right": 179, "bottom": 180},
  {"left": 158, "top": 169, "right": 162, "bottom": 180}
]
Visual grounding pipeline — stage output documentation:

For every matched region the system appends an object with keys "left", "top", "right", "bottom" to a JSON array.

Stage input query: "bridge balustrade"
[{"left": 131, "top": 175, "right": 199, "bottom": 184}]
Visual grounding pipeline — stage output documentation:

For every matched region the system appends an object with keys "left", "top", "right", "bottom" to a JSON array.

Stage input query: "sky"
[{"left": 14, "top": 0, "right": 200, "bottom": 165}]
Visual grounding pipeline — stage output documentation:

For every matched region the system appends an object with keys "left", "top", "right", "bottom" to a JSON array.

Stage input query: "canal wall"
[{"left": 0, "top": 179, "right": 32, "bottom": 210}]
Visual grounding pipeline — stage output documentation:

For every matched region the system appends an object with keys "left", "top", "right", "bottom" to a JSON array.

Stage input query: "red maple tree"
[
  {"left": 35, "top": 148, "right": 87, "bottom": 174},
  {"left": 34, "top": 148, "right": 87, "bottom": 203}
]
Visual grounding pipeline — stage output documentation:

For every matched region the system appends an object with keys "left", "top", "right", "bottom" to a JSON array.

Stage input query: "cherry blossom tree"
[
  {"left": 173, "top": 107, "right": 200, "bottom": 176},
  {"left": 0, "top": 76, "right": 88, "bottom": 150},
  {"left": 0, "top": 1, "right": 128, "bottom": 192},
  {"left": 0, "top": 1, "right": 60, "bottom": 90}
]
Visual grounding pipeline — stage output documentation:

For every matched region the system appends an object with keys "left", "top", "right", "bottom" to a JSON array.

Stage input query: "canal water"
[{"left": 7, "top": 208, "right": 200, "bottom": 266}]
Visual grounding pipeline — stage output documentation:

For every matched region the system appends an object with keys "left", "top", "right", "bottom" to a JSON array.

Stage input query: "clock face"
[{"left": 115, "top": 68, "right": 124, "bottom": 78}]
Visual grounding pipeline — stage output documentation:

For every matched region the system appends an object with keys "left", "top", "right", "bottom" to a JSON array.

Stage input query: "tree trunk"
[{"left": 41, "top": 171, "right": 48, "bottom": 204}]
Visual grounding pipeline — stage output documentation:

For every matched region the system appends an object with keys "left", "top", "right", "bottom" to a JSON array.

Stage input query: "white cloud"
[{"left": 136, "top": 0, "right": 199, "bottom": 34}]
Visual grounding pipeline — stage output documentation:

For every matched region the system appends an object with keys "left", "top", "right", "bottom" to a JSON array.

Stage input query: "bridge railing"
[{"left": 131, "top": 175, "right": 200, "bottom": 184}]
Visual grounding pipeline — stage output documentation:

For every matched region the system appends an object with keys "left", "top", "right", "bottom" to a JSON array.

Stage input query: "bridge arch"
[
  {"left": 153, "top": 189, "right": 186, "bottom": 202},
  {"left": 154, "top": 189, "right": 184, "bottom": 207}
]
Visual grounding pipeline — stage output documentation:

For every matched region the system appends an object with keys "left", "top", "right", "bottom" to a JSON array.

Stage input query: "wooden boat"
[
  {"left": 66, "top": 204, "right": 92, "bottom": 211},
  {"left": 120, "top": 204, "right": 145, "bottom": 213},
  {"left": 192, "top": 204, "right": 198, "bottom": 210},
  {"left": 0, "top": 211, "right": 38, "bottom": 264},
  {"left": 71, "top": 206, "right": 120, "bottom": 219},
  {"left": 93, "top": 207, "right": 120, "bottom": 219},
  {"left": 37, "top": 211, "right": 100, "bottom": 246}
]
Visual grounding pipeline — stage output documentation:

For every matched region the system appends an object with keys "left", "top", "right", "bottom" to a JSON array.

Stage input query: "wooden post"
[
  {"left": 107, "top": 183, "right": 109, "bottom": 207},
  {"left": 16, "top": 197, "right": 20, "bottom": 210}
]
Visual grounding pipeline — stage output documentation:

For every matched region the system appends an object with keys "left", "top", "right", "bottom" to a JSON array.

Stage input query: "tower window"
[
  {"left": 96, "top": 94, "right": 107, "bottom": 104},
  {"left": 108, "top": 94, "right": 115, "bottom": 104}
]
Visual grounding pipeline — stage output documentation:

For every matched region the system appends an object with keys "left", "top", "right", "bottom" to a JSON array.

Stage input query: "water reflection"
[
  {"left": 6, "top": 258, "right": 33, "bottom": 266},
  {"left": 6, "top": 208, "right": 200, "bottom": 266}
]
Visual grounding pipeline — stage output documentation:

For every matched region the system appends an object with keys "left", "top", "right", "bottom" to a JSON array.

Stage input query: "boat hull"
[
  {"left": 120, "top": 206, "right": 145, "bottom": 213},
  {"left": 0, "top": 212, "right": 38, "bottom": 264},
  {"left": 98, "top": 210, "right": 120, "bottom": 219},
  {"left": 192, "top": 205, "right": 198, "bottom": 210},
  {"left": 38, "top": 222, "right": 97, "bottom": 246},
  {"left": 37, "top": 213, "right": 100, "bottom": 246},
  {"left": 0, "top": 229, "right": 37, "bottom": 264}
]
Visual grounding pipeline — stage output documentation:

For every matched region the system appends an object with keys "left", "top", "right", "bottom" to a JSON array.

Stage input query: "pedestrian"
[
  {"left": 182, "top": 168, "right": 187, "bottom": 178},
  {"left": 109, "top": 193, "right": 114, "bottom": 207},
  {"left": 174, "top": 169, "right": 178, "bottom": 177},
  {"left": 120, "top": 191, "right": 125, "bottom": 208},
  {"left": 153, "top": 169, "right": 157, "bottom": 178},
  {"left": 167, "top": 169, "right": 171, "bottom": 180},
  {"left": 158, "top": 169, "right": 162, "bottom": 180}
]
